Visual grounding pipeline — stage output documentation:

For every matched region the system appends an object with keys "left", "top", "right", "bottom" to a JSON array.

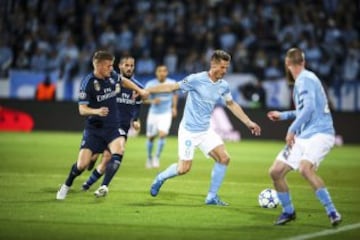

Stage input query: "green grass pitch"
[{"left": 0, "top": 131, "right": 359, "bottom": 240}]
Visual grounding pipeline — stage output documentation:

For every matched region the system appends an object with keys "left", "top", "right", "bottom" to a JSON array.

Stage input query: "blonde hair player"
[
  {"left": 267, "top": 48, "right": 341, "bottom": 226},
  {"left": 147, "top": 50, "right": 261, "bottom": 205}
]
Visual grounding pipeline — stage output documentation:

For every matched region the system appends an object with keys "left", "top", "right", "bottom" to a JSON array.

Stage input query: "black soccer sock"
[
  {"left": 101, "top": 154, "right": 123, "bottom": 186},
  {"left": 65, "top": 163, "right": 83, "bottom": 187}
]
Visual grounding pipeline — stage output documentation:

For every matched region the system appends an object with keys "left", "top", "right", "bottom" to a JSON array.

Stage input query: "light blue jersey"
[
  {"left": 146, "top": 78, "right": 176, "bottom": 114},
  {"left": 280, "top": 69, "right": 335, "bottom": 138},
  {"left": 178, "top": 71, "right": 232, "bottom": 132}
]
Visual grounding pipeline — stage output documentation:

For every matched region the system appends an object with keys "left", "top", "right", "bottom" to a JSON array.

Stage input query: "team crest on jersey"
[
  {"left": 109, "top": 78, "right": 115, "bottom": 85},
  {"left": 115, "top": 83, "right": 121, "bottom": 93},
  {"left": 79, "top": 91, "right": 87, "bottom": 100},
  {"left": 94, "top": 80, "right": 101, "bottom": 91}
]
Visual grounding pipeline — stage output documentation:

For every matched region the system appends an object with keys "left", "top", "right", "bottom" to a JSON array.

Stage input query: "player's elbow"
[{"left": 78, "top": 105, "right": 87, "bottom": 116}]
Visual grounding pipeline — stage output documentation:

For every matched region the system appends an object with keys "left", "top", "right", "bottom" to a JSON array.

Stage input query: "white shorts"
[
  {"left": 276, "top": 133, "right": 335, "bottom": 170},
  {"left": 146, "top": 112, "right": 172, "bottom": 137},
  {"left": 178, "top": 124, "right": 224, "bottom": 161}
]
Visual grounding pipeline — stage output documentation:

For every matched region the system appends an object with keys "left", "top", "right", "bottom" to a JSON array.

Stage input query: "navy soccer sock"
[
  {"left": 102, "top": 154, "right": 123, "bottom": 186},
  {"left": 65, "top": 163, "right": 83, "bottom": 187},
  {"left": 85, "top": 169, "right": 103, "bottom": 188}
]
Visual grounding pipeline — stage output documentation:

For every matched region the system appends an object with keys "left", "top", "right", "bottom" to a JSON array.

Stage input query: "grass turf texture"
[{"left": 0, "top": 131, "right": 359, "bottom": 240}]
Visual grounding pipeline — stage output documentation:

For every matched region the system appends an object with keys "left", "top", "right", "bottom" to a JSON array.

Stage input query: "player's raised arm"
[
  {"left": 146, "top": 82, "right": 180, "bottom": 93},
  {"left": 226, "top": 99, "right": 261, "bottom": 136},
  {"left": 120, "top": 76, "right": 149, "bottom": 98},
  {"left": 267, "top": 110, "right": 297, "bottom": 121}
]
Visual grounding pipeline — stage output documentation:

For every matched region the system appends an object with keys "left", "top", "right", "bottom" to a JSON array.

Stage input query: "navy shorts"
[
  {"left": 80, "top": 127, "right": 121, "bottom": 154},
  {"left": 118, "top": 123, "right": 130, "bottom": 140}
]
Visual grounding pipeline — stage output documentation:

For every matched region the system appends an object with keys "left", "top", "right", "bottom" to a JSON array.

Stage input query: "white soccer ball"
[{"left": 258, "top": 188, "right": 279, "bottom": 208}]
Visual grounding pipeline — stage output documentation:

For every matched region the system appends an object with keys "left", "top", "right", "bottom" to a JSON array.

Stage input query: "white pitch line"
[{"left": 280, "top": 222, "right": 360, "bottom": 240}]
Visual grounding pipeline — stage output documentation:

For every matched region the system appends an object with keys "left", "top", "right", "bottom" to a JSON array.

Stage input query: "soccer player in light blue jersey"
[
  {"left": 146, "top": 50, "right": 261, "bottom": 205},
  {"left": 267, "top": 48, "right": 341, "bottom": 226},
  {"left": 144, "top": 65, "right": 178, "bottom": 168}
]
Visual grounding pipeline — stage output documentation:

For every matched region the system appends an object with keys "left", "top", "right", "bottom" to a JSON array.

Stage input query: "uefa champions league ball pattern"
[{"left": 258, "top": 188, "right": 279, "bottom": 208}]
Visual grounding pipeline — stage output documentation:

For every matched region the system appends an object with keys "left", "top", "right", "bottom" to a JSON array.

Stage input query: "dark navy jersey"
[
  {"left": 116, "top": 76, "right": 143, "bottom": 125},
  {"left": 78, "top": 71, "right": 121, "bottom": 129}
]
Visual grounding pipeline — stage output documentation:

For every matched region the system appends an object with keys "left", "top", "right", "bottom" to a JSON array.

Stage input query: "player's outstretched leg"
[
  {"left": 146, "top": 139, "right": 154, "bottom": 168},
  {"left": 316, "top": 187, "right": 342, "bottom": 226},
  {"left": 56, "top": 163, "right": 83, "bottom": 200},
  {"left": 205, "top": 162, "right": 228, "bottom": 206},
  {"left": 150, "top": 163, "right": 178, "bottom": 196},
  {"left": 153, "top": 137, "right": 166, "bottom": 168},
  {"left": 94, "top": 154, "right": 122, "bottom": 197}
]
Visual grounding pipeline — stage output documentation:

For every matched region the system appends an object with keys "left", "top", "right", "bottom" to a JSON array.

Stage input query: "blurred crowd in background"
[{"left": 1, "top": 0, "right": 359, "bottom": 87}]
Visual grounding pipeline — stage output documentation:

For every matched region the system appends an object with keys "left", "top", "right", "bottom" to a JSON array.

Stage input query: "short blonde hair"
[
  {"left": 92, "top": 51, "right": 115, "bottom": 64},
  {"left": 286, "top": 48, "right": 305, "bottom": 65}
]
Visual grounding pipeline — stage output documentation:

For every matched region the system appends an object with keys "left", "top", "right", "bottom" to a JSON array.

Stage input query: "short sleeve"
[
  {"left": 222, "top": 83, "right": 233, "bottom": 102},
  {"left": 178, "top": 74, "right": 196, "bottom": 92},
  {"left": 78, "top": 79, "right": 91, "bottom": 105},
  {"left": 111, "top": 70, "right": 122, "bottom": 83}
]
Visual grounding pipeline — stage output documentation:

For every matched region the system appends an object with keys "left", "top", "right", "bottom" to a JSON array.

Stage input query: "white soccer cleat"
[
  {"left": 94, "top": 185, "right": 109, "bottom": 198},
  {"left": 56, "top": 184, "right": 70, "bottom": 200},
  {"left": 146, "top": 158, "right": 153, "bottom": 169},
  {"left": 152, "top": 157, "right": 160, "bottom": 168}
]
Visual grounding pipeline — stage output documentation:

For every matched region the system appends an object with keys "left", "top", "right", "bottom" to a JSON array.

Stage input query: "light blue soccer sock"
[
  {"left": 147, "top": 139, "right": 154, "bottom": 159},
  {"left": 156, "top": 163, "right": 178, "bottom": 182},
  {"left": 277, "top": 192, "right": 295, "bottom": 214},
  {"left": 85, "top": 169, "right": 103, "bottom": 187},
  {"left": 156, "top": 138, "right": 166, "bottom": 158},
  {"left": 316, "top": 187, "right": 336, "bottom": 214},
  {"left": 206, "top": 162, "right": 227, "bottom": 200}
]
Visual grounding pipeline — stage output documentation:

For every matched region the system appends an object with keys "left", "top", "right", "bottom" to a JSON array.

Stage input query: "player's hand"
[
  {"left": 285, "top": 132, "right": 295, "bottom": 148},
  {"left": 139, "top": 89, "right": 149, "bottom": 99},
  {"left": 132, "top": 120, "right": 141, "bottom": 132},
  {"left": 267, "top": 111, "right": 281, "bottom": 121},
  {"left": 132, "top": 91, "right": 140, "bottom": 100},
  {"left": 97, "top": 107, "right": 109, "bottom": 117},
  {"left": 172, "top": 107, "right": 177, "bottom": 118},
  {"left": 247, "top": 120, "right": 261, "bottom": 136},
  {"left": 153, "top": 98, "right": 161, "bottom": 105}
]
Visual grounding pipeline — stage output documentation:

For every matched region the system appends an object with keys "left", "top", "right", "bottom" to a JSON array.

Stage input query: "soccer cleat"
[
  {"left": 205, "top": 195, "right": 229, "bottom": 206},
  {"left": 146, "top": 158, "right": 153, "bottom": 169},
  {"left": 82, "top": 182, "right": 90, "bottom": 191},
  {"left": 94, "top": 185, "right": 109, "bottom": 198},
  {"left": 328, "top": 211, "right": 342, "bottom": 227},
  {"left": 152, "top": 157, "right": 160, "bottom": 168},
  {"left": 56, "top": 184, "right": 70, "bottom": 200},
  {"left": 150, "top": 177, "right": 164, "bottom": 197},
  {"left": 274, "top": 211, "right": 296, "bottom": 225}
]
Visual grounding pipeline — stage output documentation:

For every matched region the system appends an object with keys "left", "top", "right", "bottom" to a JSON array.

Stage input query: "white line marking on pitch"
[{"left": 280, "top": 222, "right": 360, "bottom": 240}]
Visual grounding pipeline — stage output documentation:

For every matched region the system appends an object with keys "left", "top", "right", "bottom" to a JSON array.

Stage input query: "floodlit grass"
[{"left": 0, "top": 132, "right": 359, "bottom": 240}]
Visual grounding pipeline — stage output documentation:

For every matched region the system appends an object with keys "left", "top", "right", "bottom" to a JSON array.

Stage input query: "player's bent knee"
[
  {"left": 218, "top": 156, "right": 230, "bottom": 165},
  {"left": 299, "top": 166, "right": 312, "bottom": 179},
  {"left": 269, "top": 166, "right": 282, "bottom": 180},
  {"left": 177, "top": 161, "right": 192, "bottom": 175}
]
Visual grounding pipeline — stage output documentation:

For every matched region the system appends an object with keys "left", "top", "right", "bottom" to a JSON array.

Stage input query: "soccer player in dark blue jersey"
[
  {"left": 82, "top": 56, "right": 144, "bottom": 197},
  {"left": 56, "top": 51, "right": 147, "bottom": 200}
]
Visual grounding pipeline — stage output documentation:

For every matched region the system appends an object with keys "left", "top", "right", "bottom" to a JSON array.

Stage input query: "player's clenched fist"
[
  {"left": 267, "top": 111, "right": 281, "bottom": 121},
  {"left": 97, "top": 107, "right": 109, "bottom": 117}
]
